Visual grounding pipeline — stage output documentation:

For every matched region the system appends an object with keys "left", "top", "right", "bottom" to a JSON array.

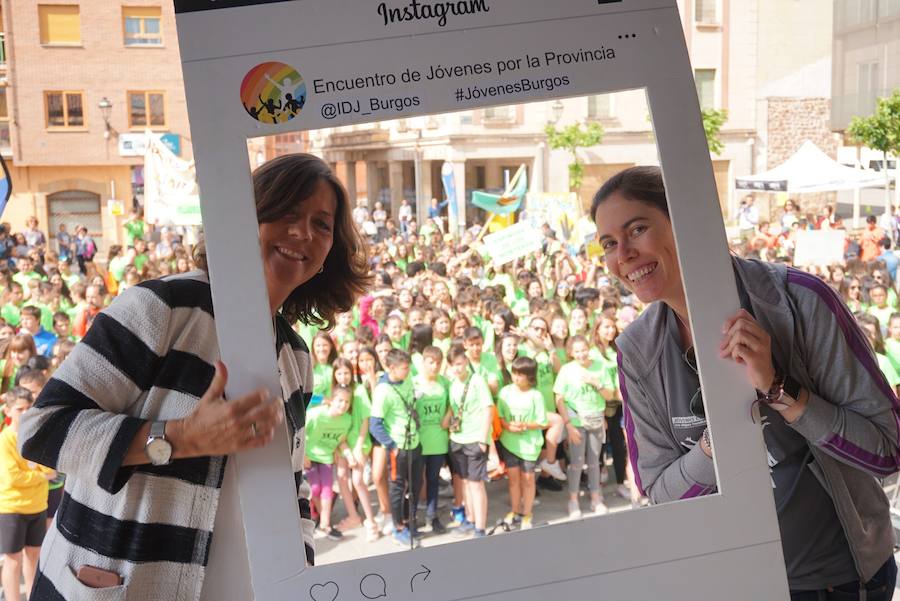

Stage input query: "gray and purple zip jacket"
[{"left": 617, "top": 256, "right": 898, "bottom": 583}]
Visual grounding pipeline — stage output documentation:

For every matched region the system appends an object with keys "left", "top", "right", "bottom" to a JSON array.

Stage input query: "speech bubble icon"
[{"left": 359, "top": 573, "right": 387, "bottom": 599}]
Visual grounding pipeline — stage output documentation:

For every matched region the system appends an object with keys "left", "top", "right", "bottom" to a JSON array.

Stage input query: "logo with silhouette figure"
[{"left": 240, "top": 62, "right": 307, "bottom": 124}]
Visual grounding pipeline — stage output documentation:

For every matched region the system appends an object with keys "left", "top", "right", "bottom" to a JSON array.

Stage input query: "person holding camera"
[
  {"left": 444, "top": 344, "right": 494, "bottom": 539},
  {"left": 369, "top": 349, "right": 423, "bottom": 548}
]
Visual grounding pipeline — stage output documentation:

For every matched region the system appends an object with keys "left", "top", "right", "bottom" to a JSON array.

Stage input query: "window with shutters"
[
  {"left": 38, "top": 5, "right": 81, "bottom": 45},
  {"left": 45, "top": 91, "right": 85, "bottom": 129}
]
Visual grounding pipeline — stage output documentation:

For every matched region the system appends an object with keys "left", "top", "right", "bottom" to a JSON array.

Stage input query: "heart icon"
[{"left": 309, "top": 581, "right": 339, "bottom": 601}]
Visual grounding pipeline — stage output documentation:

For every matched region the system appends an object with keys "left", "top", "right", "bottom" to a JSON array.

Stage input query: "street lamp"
[
  {"left": 98, "top": 97, "right": 113, "bottom": 139},
  {"left": 550, "top": 99, "right": 564, "bottom": 124}
]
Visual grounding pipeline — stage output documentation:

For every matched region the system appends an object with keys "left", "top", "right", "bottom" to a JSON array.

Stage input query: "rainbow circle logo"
[{"left": 240, "top": 62, "right": 307, "bottom": 124}]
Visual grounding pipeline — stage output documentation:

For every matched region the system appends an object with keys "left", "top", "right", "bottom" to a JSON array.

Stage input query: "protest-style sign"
[
  {"left": 172, "top": 1, "right": 790, "bottom": 599},
  {"left": 793, "top": 230, "right": 846, "bottom": 267},
  {"left": 483, "top": 222, "right": 542, "bottom": 266}
]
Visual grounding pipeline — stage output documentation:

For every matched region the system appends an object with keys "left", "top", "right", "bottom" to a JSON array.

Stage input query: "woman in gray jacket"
[{"left": 592, "top": 166, "right": 898, "bottom": 601}]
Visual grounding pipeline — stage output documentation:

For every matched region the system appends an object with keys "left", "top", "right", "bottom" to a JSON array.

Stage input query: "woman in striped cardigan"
[{"left": 18, "top": 154, "right": 372, "bottom": 601}]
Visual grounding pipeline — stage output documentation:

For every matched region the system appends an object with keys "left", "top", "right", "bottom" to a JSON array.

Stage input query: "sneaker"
[
  {"left": 450, "top": 505, "right": 465, "bottom": 525},
  {"left": 473, "top": 528, "right": 487, "bottom": 538},
  {"left": 539, "top": 459, "right": 567, "bottom": 481},
  {"left": 324, "top": 526, "right": 343, "bottom": 541},
  {"left": 568, "top": 500, "right": 582, "bottom": 520},
  {"left": 392, "top": 527, "right": 420, "bottom": 548},
  {"left": 430, "top": 517, "right": 447, "bottom": 534},
  {"left": 381, "top": 515, "right": 395, "bottom": 536},
  {"left": 520, "top": 514, "right": 533, "bottom": 530},
  {"left": 453, "top": 519, "right": 475, "bottom": 537},
  {"left": 592, "top": 501, "right": 609, "bottom": 516},
  {"left": 374, "top": 512, "right": 385, "bottom": 527},
  {"left": 616, "top": 483, "right": 631, "bottom": 500},
  {"left": 501, "top": 512, "right": 520, "bottom": 527}
]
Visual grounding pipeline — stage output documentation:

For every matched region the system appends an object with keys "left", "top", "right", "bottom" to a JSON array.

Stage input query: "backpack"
[{"left": 83, "top": 238, "right": 96, "bottom": 260}]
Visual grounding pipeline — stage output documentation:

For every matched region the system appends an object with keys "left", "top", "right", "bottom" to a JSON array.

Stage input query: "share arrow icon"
[{"left": 410, "top": 564, "right": 431, "bottom": 592}]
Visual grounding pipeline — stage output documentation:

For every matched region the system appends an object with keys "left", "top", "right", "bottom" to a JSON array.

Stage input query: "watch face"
[{"left": 146, "top": 438, "right": 173, "bottom": 465}]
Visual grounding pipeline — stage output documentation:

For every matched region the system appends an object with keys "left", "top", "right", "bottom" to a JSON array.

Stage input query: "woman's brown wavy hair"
[{"left": 196, "top": 153, "right": 372, "bottom": 329}]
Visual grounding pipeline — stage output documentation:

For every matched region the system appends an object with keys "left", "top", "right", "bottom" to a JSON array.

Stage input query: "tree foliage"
[
  {"left": 848, "top": 90, "right": 900, "bottom": 206},
  {"left": 544, "top": 121, "right": 604, "bottom": 191},
  {"left": 847, "top": 90, "right": 900, "bottom": 157},
  {"left": 702, "top": 108, "right": 728, "bottom": 156}
]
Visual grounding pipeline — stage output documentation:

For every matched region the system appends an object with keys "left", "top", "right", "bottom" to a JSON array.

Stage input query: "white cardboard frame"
[{"left": 172, "top": 2, "right": 790, "bottom": 600}]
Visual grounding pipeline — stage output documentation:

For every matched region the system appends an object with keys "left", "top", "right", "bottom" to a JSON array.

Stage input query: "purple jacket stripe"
[
  {"left": 618, "top": 351, "right": 645, "bottom": 497},
  {"left": 787, "top": 268, "right": 900, "bottom": 473},
  {"left": 680, "top": 483, "right": 712, "bottom": 499},
  {"left": 824, "top": 435, "right": 897, "bottom": 476}
]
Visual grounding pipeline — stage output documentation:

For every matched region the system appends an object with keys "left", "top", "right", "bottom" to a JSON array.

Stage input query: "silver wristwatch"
[{"left": 145, "top": 421, "right": 173, "bottom": 466}]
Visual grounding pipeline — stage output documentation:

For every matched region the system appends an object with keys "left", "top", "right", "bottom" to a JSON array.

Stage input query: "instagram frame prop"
[{"left": 173, "top": 1, "right": 790, "bottom": 600}]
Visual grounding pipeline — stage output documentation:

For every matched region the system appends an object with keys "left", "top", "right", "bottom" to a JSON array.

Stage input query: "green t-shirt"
[
  {"left": 497, "top": 384, "right": 547, "bottom": 461},
  {"left": 109, "top": 256, "right": 128, "bottom": 282},
  {"left": 12, "top": 271, "right": 45, "bottom": 289},
  {"left": 347, "top": 384, "right": 373, "bottom": 456},
  {"left": 434, "top": 337, "right": 452, "bottom": 357},
  {"left": 868, "top": 305, "right": 894, "bottom": 333},
  {"left": 414, "top": 374, "right": 450, "bottom": 455},
  {"left": 448, "top": 373, "right": 493, "bottom": 445},
  {"left": 590, "top": 345, "right": 620, "bottom": 396},
  {"left": 124, "top": 220, "right": 145, "bottom": 247},
  {"left": 877, "top": 352, "right": 900, "bottom": 389},
  {"left": 521, "top": 346, "right": 556, "bottom": 412},
  {"left": 1, "top": 303, "right": 21, "bottom": 327},
  {"left": 311, "top": 364, "right": 332, "bottom": 407},
  {"left": 468, "top": 353, "right": 501, "bottom": 393},
  {"left": 134, "top": 253, "right": 149, "bottom": 273},
  {"left": 553, "top": 360, "right": 612, "bottom": 427},
  {"left": 304, "top": 405, "right": 351, "bottom": 465},
  {"left": 371, "top": 378, "right": 419, "bottom": 450},
  {"left": 886, "top": 338, "right": 900, "bottom": 373},
  {"left": 63, "top": 273, "right": 82, "bottom": 289}
]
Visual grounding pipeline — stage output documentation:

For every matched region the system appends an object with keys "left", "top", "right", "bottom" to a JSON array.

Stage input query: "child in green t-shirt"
[
  {"left": 1, "top": 283, "right": 24, "bottom": 328},
  {"left": 304, "top": 386, "right": 354, "bottom": 541},
  {"left": 414, "top": 345, "right": 450, "bottom": 534},
  {"left": 497, "top": 356, "right": 547, "bottom": 530},
  {"left": 886, "top": 313, "right": 900, "bottom": 374},
  {"left": 369, "top": 349, "right": 422, "bottom": 547},
  {"left": 311, "top": 332, "right": 337, "bottom": 407},
  {"left": 444, "top": 344, "right": 493, "bottom": 538},
  {"left": 554, "top": 336, "right": 615, "bottom": 518},
  {"left": 331, "top": 359, "right": 379, "bottom": 542}
]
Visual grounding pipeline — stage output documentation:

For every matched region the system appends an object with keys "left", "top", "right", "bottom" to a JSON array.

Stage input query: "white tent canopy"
[{"left": 735, "top": 140, "right": 884, "bottom": 193}]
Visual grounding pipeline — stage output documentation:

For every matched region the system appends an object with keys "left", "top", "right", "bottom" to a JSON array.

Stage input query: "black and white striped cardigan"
[{"left": 18, "top": 271, "right": 316, "bottom": 601}]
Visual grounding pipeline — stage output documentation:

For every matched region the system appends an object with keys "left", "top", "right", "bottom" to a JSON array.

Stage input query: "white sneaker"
[
  {"left": 540, "top": 459, "right": 567, "bottom": 481},
  {"left": 567, "top": 500, "right": 582, "bottom": 520},
  {"left": 381, "top": 516, "right": 394, "bottom": 536},
  {"left": 592, "top": 501, "right": 609, "bottom": 516},
  {"left": 374, "top": 512, "right": 385, "bottom": 527},
  {"left": 616, "top": 484, "right": 631, "bottom": 500}
]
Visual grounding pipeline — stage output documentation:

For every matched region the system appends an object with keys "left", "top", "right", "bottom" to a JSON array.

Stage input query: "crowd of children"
[{"left": 0, "top": 193, "right": 897, "bottom": 568}]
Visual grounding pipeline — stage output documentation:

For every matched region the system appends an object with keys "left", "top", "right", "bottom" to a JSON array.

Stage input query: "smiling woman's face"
[
  {"left": 259, "top": 179, "right": 336, "bottom": 312},
  {"left": 594, "top": 191, "right": 683, "bottom": 307}
]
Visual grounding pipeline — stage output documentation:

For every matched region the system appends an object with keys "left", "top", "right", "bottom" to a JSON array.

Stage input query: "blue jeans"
[
  {"left": 790, "top": 557, "right": 896, "bottom": 601},
  {"left": 423, "top": 454, "right": 445, "bottom": 520}
]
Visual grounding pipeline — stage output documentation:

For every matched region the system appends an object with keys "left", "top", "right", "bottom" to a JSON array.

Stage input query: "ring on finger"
[{"left": 250, "top": 422, "right": 259, "bottom": 437}]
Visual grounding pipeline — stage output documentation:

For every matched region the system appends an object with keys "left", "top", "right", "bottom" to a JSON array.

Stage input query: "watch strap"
[{"left": 149, "top": 421, "right": 167, "bottom": 440}]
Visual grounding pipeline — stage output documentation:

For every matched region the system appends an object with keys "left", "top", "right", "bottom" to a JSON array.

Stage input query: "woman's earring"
[{"left": 318, "top": 267, "right": 324, "bottom": 274}]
